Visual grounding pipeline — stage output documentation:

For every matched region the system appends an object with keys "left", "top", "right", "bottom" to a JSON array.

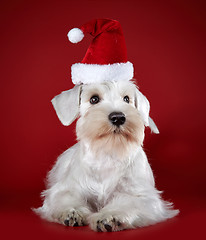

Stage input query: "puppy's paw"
[
  {"left": 59, "top": 209, "right": 86, "bottom": 227},
  {"left": 96, "top": 217, "right": 123, "bottom": 232},
  {"left": 90, "top": 214, "right": 125, "bottom": 232}
]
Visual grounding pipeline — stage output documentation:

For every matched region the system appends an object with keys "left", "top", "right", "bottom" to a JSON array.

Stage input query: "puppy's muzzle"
[{"left": 108, "top": 112, "right": 126, "bottom": 127}]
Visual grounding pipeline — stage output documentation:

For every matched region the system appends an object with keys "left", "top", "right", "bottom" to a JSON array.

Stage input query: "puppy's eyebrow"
[
  {"left": 122, "top": 90, "right": 129, "bottom": 96},
  {"left": 121, "top": 89, "right": 131, "bottom": 97},
  {"left": 121, "top": 85, "right": 134, "bottom": 97},
  {"left": 89, "top": 88, "right": 101, "bottom": 96},
  {"left": 85, "top": 88, "right": 103, "bottom": 101}
]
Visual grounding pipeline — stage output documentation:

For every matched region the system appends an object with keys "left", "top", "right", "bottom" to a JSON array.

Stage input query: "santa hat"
[{"left": 67, "top": 19, "right": 134, "bottom": 85}]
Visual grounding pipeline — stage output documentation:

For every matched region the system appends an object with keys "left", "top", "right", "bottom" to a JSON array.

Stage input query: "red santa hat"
[{"left": 67, "top": 19, "right": 134, "bottom": 85}]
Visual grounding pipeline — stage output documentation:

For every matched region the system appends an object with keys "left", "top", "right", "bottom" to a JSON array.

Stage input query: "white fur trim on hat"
[
  {"left": 71, "top": 61, "right": 134, "bottom": 85},
  {"left": 67, "top": 28, "right": 84, "bottom": 43}
]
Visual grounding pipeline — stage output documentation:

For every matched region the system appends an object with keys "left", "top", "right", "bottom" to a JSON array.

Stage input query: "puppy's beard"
[{"left": 76, "top": 105, "right": 144, "bottom": 159}]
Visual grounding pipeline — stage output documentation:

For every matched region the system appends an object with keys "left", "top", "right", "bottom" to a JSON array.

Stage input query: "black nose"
[{"left": 108, "top": 112, "right": 126, "bottom": 126}]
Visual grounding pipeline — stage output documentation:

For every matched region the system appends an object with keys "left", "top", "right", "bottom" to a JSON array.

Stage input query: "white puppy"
[{"left": 34, "top": 80, "right": 179, "bottom": 232}]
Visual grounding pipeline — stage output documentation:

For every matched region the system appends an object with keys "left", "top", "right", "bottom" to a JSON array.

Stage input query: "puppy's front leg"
[
  {"left": 58, "top": 207, "right": 89, "bottom": 227},
  {"left": 89, "top": 193, "right": 138, "bottom": 232},
  {"left": 35, "top": 187, "right": 92, "bottom": 227},
  {"left": 89, "top": 192, "right": 178, "bottom": 232}
]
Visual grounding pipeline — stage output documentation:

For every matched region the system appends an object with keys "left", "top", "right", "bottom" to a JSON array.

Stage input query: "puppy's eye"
[
  {"left": 90, "top": 95, "right": 100, "bottom": 104},
  {"left": 123, "top": 95, "right": 130, "bottom": 103}
]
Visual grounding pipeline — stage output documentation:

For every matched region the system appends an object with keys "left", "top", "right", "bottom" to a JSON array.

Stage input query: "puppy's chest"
[
  {"left": 83, "top": 166, "right": 120, "bottom": 193},
  {"left": 77, "top": 150, "right": 129, "bottom": 208},
  {"left": 80, "top": 163, "right": 121, "bottom": 202},
  {"left": 82, "top": 168, "right": 121, "bottom": 210}
]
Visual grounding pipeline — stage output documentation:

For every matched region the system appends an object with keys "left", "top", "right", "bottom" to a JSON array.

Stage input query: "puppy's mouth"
[
  {"left": 97, "top": 128, "right": 120, "bottom": 139},
  {"left": 113, "top": 127, "right": 122, "bottom": 134},
  {"left": 98, "top": 125, "right": 130, "bottom": 139}
]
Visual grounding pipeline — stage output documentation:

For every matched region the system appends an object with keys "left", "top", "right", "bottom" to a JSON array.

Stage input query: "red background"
[{"left": 1, "top": 0, "right": 205, "bottom": 239}]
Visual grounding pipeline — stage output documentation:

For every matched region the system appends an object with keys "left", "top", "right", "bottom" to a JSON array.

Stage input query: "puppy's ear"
[
  {"left": 51, "top": 85, "right": 81, "bottom": 126},
  {"left": 135, "top": 89, "right": 159, "bottom": 134},
  {"left": 148, "top": 117, "right": 159, "bottom": 134}
]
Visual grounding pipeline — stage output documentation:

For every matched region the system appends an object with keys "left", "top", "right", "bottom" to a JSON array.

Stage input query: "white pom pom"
[{"left": 67, "top": 28, "right": 84, "bottom": 43}]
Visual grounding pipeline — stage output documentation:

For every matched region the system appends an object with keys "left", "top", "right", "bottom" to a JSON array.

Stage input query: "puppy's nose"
[{"left": 108, "top": 112, "right": 126, "bottom": 126}]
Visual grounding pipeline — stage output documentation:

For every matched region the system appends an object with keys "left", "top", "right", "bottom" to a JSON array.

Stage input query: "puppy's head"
[{"left": 52, "top": 80, "right": 159, "bottom": 157}]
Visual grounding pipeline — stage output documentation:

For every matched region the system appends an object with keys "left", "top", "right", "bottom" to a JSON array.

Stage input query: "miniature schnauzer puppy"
[{"left": 34, "top": 80, "right": 179, "bottom": 232}]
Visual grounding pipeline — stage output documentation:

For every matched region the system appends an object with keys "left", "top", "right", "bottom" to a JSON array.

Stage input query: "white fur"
[
  {"left": 34, "top": 80, "right": 178, "bottom": 232},
  {"left": 71, "top": 62, "right": 134, "bottom": 85},
  {"left": 67, "top": 28, "right": 84, "bottom": 44},
  {"left": 51, "top": 85, "right": 81, "bottom": 126}
]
